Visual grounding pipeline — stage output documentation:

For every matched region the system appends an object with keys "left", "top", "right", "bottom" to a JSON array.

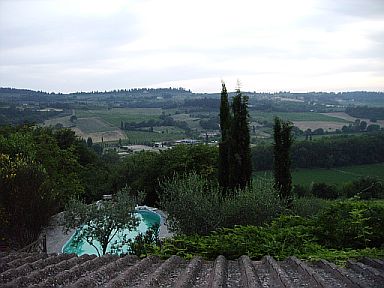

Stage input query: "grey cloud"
[
  {"left": 0, "top": 0, "right": 383, "bottom": 92},
  {"left": 0, "top": 9, "right": 139, "bottom": 65},
  {"left": 326, "top": 0, "right": 384, "bottom": 18}
]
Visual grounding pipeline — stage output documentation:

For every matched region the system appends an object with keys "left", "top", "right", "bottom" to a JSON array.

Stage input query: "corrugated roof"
[{"left": 0, "top": 252, "right": 383, "bottom": 287}]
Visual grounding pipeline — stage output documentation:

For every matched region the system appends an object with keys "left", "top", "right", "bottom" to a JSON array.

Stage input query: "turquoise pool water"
[{"left": 62, "top": 210, "right": 160, "bottom": 256}]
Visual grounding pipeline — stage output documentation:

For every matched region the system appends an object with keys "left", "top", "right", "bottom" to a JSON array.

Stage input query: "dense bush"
[
  {"left": 150, "top": 216, "right": 317, "bottom": 260},
  {"left": 342, "top": 177, "right": 384, "bottom": 199},
  {"left": 311, "top": 183, "right": 339, "bottom": 199},
  {"left": 292, "top": 184, "right": 311, "bottom": 198},
  {"left": 0, "top": 154, "right": 55, "bottom": 247},
  {"left": 0, "top": 126, "right": 88, "bottom": 247},
  {"left": 292, "top": 197, "right": 331, "bottom": 218},
  {"left": 159, "top": 173, "right": 223, "bottom": 235},
  {"left": 148, "top": 214, "right": 384, "bottom": 264},
  {"left": 160, "top": 173, "right": 282, "bottom": 235},
  {"left": 114, "top": 144, "right": 218, "bottom": 206},
  {"left": 293, "top": 177, "right": 384, "bottom": 201},
  {"left": 222, "top": 179, "right": 283, "bottom": 228},
  {"left": 314, "top": 200, "right": 384, "bottom": 249}
]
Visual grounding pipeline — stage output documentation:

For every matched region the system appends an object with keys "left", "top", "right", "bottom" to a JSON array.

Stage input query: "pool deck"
[
  {"left": 135, "top": 205, "right": 173, "bottom": 239},
  {"left": 43, "top": 207, "right": 173, "bottom": 254}
]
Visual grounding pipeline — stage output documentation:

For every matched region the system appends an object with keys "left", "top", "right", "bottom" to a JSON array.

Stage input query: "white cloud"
[{"left": 0, "top": 0, "right": 383, "bottom": 92}]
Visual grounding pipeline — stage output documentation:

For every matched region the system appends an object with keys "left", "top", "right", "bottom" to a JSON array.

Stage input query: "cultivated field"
[
  {"left": 75, "top": 117, "right": 115, "bottom": 133},
  {"left": 171, "top": 113, "right": 202, "bottom": 130},
  {"left": 292, "top": 121, "right": 346, "bottom": 132},
  {"left": 76, "top": 108, "right": 163, "bottom": 126},
  {"left": 254, "top": 163, "right": 384, "bottom": 188},
  {"left": 250, "top": 111, "right": 350, "bottom": 133},
  {"left": 322, "top": 112, "right": 384, "bottom": 127},
  {"left": 44, "top": 113, "right": 127, "bottom": 143},
  {"left": 43, "top": 115, "right": 74, "bottom": 128},
  {"left": 73, "top": 128, "right": 126, "bottom": 143},
  {"left": 124, "top": 130, "right": 187, "bottom": 144},
  {"left": 45, "top": 108, "right": 382, "bottom": 144},
  {"left": 250, "top": 111, "right": 349, "bottom": 123}
]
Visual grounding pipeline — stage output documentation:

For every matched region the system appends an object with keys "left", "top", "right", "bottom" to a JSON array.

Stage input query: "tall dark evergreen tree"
[
  {"left": 219, "top": 82, "right": 231, "bottom": 141},
  {"left": 218, "top": 83, "right": 231, "bottom": 190},
  {"left": 273, "top": 117, "right": 293, "bottom": 207},
  {"left": 219, "top": 83, "right": 252, "bottom": 192},
  {"left": 228, "top": 88, "right": 252, "bottom": 190}
]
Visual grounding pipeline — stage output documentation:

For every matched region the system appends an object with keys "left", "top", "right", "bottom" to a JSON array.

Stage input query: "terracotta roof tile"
[{"left": 0, "top": 253, "right": 383, "bottom": 287}]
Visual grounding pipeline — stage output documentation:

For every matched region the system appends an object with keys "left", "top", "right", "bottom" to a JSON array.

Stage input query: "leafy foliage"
[
  {"left": 291, "top": 176, "right": 384, "bottom": 201},
  {"left": 342, "top": 176, "right": 384, "bottom": 199},
  {"left": 160, "top": 173, "right": 282, "bottom": 235},
  {"left": 313, "top": 200, "right": 384, "bottom": 249},
  {"left": 291, "top": 196, "right": 331, "bottom": 218},
  {"left": 0, "top": 153, "right": 55, "bottom": 248},
  {"left": 311, "top": 183, "right": 339, "bottom": 199},
  {"left": 112, "top": 223, "right": 160, "bottom": 257},
  {"left": 113, "top": 144, "right": 218, "bottom": 206},
  {"left": 0, "top": 126, "right": 93, "bottom": 247},
  {"left": 149, "top": 208, "right": 384, "bottom": 264}
]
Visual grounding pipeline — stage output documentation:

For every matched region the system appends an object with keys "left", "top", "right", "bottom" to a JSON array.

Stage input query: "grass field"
[
  {"left": 254, "top": 163, "right": 384, "bottom": 188},
  {"left": 152, "top": 126, "right": 185, "bottom": 134},
  {"left": 294, "top": 132, "right": 368, "bottom": 141},
  {"left": 124, "top": 130, "right": 187, "bottom": 144},
  {"left": 76, "top": 117, "right": 115, "bottom": 133},
  {"left": 172, "top": 113, "right": 203, "bottom": 130},
  {"left": 76, "top": 108, "right": 163, "bottom": 127},
  {"left": 250, "top": 111, "right": 350, "bottom": 123}
]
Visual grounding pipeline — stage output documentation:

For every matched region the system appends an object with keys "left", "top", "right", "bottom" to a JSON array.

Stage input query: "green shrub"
[
  {"left": 159, "top": 173, "right": 224, "bottom": 235},
  {"left": 342, "top": 177, "right": 384, "bottom": 199},
  {"left": 159, "top": 173, "right": 282, "bottom": 235},
  {"left": 151, "top": 217, "right": 318, "bottom": 260},
  {"left": 148, "top": 214, "right": 384, "bottom": 265},
  {"left": 222, "top": 178, "right": 283, "bottom": 227},
  {"left": 311, "top": 182, "right": 339, "bottom": 199},
  {"left": 292, "top": 196, "right": 331, "bottom": 218},
  {"left": 314, "top": 200, "right": 384, "bottom": 249},
  {"left": 292, "top": 184, "right": 311, "bottom": 197}
]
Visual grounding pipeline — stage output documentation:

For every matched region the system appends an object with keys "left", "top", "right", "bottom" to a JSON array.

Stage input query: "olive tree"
[{"left": 63, "top": 187, "right": 142, "bottom": 256}]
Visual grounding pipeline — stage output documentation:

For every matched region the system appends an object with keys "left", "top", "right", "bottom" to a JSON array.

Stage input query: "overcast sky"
[{"left": 0, "top": 0, "right": 383, "bottom": 93}]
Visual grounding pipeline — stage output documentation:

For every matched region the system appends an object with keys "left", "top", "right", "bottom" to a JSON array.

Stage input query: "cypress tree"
[
  {"left": 273, "top": 117, "right": 293, "bottom": 207},
  {"left": 219, "top": 83, "right": 252, "bottom": 192},
  {"left": 218, "top": 83, "right": 231, "bottom": 191},
  {"left": 219, "top": 82, "right": 231, "bottom": 141},
  {"left": 228, "top": 88, "right": 252, "bottom": 190}
]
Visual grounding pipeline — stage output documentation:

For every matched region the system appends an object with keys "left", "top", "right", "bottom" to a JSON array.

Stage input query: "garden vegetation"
[{"left": 1, "top": 85, "right": 383, "bottom": 264}]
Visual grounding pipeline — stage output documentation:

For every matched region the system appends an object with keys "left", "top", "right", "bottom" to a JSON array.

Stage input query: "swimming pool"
[{"left": 62, "top": 210, "right": 160, "bottom": 256}]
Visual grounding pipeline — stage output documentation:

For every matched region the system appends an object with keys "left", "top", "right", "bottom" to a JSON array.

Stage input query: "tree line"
[
  {"left": 345, "top": 106, "right": 384, "bottom": 121},
  {"left": 120, "top": 115, "right": 190, "bottom": 132},
  {"left": 252, "top": 132, "right": 384, "bottom": 171}
]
